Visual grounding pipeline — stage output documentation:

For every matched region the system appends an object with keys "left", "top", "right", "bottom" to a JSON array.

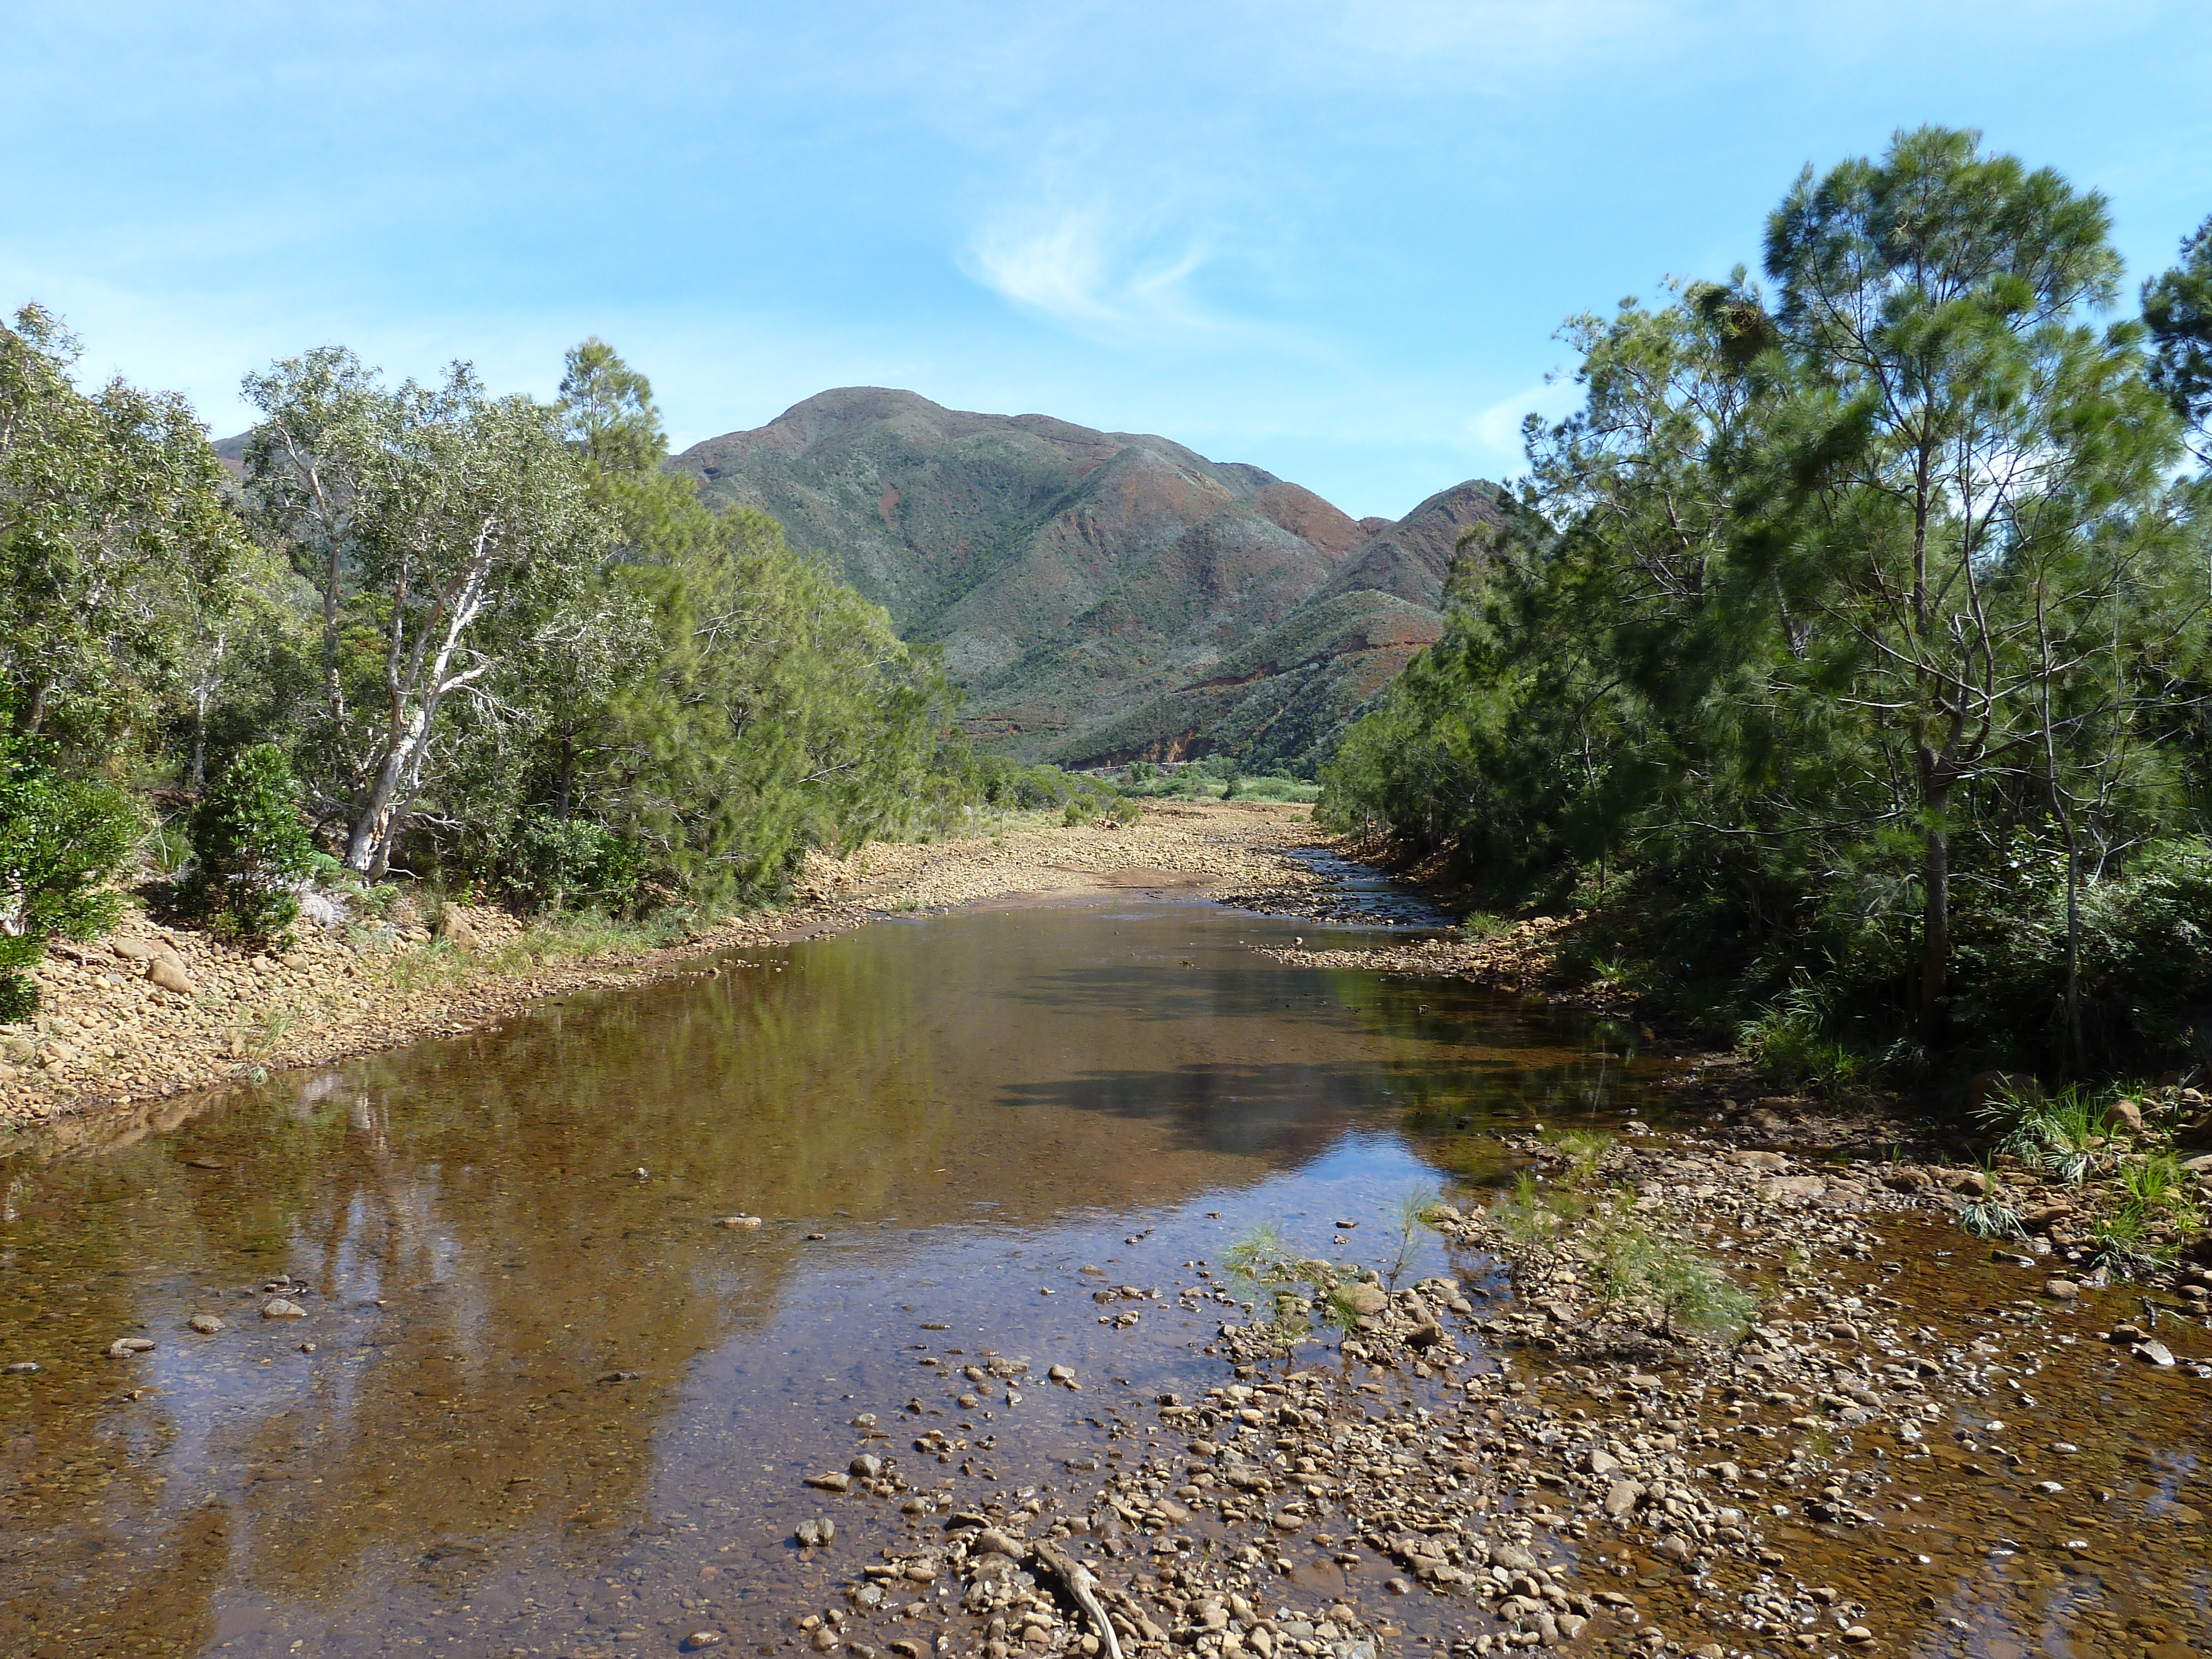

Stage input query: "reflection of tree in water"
[{"left": 0, "top": 909, "right": 1669, "bottom": 1651}]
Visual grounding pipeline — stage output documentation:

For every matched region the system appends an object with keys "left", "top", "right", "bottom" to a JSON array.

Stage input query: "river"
[{"left": 0, "top": 894, "right": 2205, "bottom": 1657}]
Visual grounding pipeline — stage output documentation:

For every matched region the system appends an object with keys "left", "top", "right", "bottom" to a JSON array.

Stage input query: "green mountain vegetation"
[
  {"left": 1321, "top": 127, "right": 2212, "bottom": 1083},
  {"left": 670, "top": 389, "right": 1504, "bottom": 771}
]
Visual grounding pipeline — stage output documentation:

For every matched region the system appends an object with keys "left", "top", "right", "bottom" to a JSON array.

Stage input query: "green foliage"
[
  {"left": 0, "top": 725, "right": 137, "bottom": 1019},
  {"left": 185, "top": 743, "right": 314, "bottom": 939},
  {"left": 1958, "top": 1198, "right": 2027, "bottom": 1242},
  {"left": 1545, "top": 1128, "right": 1614, "bottom": 1187},
  {"left": 1382, "top": 1185, "right": 1442, "bottom": 1286},
  {"left": 1586, "top": 1206, "right": 1757, "bottom": 1339},
  {"left": 1, "top": 305, "right": 251, "bottom": 763},
  {"left": 1319, "top": 128, "right": 2206, "bottom": 1077},
  {"left": 1114, "top": 758, "right": 1318, "bottom": 802},
  {"left": 502, "top": 810, "right": 638, "bottom": 914},
  {"left": 1062, "top": 793, "right": 1097, "bottom": 827},
  {"left": 1977, "top": 1082, "right": 2111, "bottom": 1185},
  {"left": 2088, "top": 1203, "right": 2177, "bottom": 1279},
  {"left": 1738, "top": 981, "right": 1871, "bottom": 1099},
  {"left": 242, "top": 349, "right": 618, "bottom": 876},
  {"left": 1489, "top": 1171, "right": 1557, "bottom": 1247},
  {"left": 2144, "top": 212, "right": 2212, "bottom": 460}
]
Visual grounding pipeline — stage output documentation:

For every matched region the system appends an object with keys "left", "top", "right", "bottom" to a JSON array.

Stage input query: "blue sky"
[{"left": 6, "top": 3, "right": 2210, "bottom": 520}]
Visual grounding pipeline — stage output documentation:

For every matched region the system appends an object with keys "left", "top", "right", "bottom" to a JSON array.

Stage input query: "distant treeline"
[
  {"left": 0, "top": 325, "right": 1124, "bottom": 1014},
  {"left": 1320, "top": 127, "right": 2212, "bottom": 1081}
]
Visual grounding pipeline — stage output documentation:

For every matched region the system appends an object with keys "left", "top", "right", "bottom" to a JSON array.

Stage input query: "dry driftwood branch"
[{"left": 1032, "top": 1538, "right": 1125, "bottom": 1659}]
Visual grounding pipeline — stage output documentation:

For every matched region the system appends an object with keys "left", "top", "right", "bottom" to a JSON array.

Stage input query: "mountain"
[
  {"left": 1047, "top": 481, "right": 1504, "bottom": 771},
  {"left": 672, "top": 388, "right": 1505, "bottom": 768}
]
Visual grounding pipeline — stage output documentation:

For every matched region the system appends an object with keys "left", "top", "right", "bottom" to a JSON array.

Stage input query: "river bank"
[{"left": 0, "top": 800, "right": 1327, "bottom": 1134}]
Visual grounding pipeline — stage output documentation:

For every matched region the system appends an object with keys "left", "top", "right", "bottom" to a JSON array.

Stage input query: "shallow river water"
[{"left": 1, "top": 897, "right": 2207, "bottom": 1658}]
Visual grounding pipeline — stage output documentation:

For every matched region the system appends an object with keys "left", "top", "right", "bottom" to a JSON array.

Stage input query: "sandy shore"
[{"left": 0, "top": 800, "right": 1328, "bottom": 1134}]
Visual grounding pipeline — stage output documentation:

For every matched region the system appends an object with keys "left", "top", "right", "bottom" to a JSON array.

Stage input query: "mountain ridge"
[{"left": 671, "top": 387, "right": 1500, "bottom": 768}]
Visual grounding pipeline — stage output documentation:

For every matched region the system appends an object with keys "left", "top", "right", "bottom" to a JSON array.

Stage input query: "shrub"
[
  {"left": 1976, "top": 1083, "right": 2111, "bottom": 1186},
  {"left": 1061, "top": 794, "right": 1098, "bottom": 827},
  {"left": 503, "top": 811, "right": 638, "bottom": 912},
  {"left": 185, "top": 744, "right": 314, "bottom": 939},
  {"left": 0, "top": 733, "right": 137, "bottom": 1020},
  {"left": 1588, "top": 1207, "right": 1757, "bottom": 1338}
]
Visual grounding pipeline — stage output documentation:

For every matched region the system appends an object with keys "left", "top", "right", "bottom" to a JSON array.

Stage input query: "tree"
[
  {"left": 1, "top": 304, "right": 247, "bottom": 761},
  {"left": 241, "top": 352, "right": 613, "bottom": 875},
  {"left": 2144, "top": 213, "right": 2212, "bottom": 463},
  {"left": 1757, "top": 126, "right": 2182, "bottom": 1032},
  {"left": 0, "top": 724, "right": 137, "bottom": 1020},
  {"left": 185, "top": 743, "right": 315, "bottom": 938}
]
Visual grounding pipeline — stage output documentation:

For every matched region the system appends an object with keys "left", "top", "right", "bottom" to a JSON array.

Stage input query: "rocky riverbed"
[
  {"left": 778, "top": 1092, "right": 2212, "bottom": 1659},
  {"left": 0, "top": 801, "right": 1325, "bottom": 1131}
]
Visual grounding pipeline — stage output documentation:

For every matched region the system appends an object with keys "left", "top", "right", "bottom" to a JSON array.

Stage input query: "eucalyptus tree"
[
  {"left": 242, "top": 351, "right": 613, "bottom": 875},
  {"left": 0, "top": 304, "right": 247, "bottom": 761}
]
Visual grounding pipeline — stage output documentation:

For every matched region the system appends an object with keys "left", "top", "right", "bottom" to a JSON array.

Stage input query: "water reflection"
[
  {"left": 2, "top": 900, "right": 2204, "bottom": 1656},
  {"left": 0, "top": 902, "right": 1623, "bottom": 1656}
]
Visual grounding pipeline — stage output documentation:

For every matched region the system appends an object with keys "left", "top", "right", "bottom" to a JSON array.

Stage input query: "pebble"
[
  {"left": 107, "top": 1337, "right": 156, "bottom": 1357},
  {"left": 2044, "top": 1278, "right": 2079, "bottom": 1300},
  {"left": 716, "top": 1214, "right": 763, "bottom": 1228},
  {"left": 7, "top": 1360, "right": 41, "bottom": 1374},
  {"left": 686, "top": 1635, "right": 723, "bottom": 1650},
  {"left": 260, "top": 1298, "right": 305, "bottom": 1319},
  {"left": 188, "top": 1313, "right": 225, "bottom": 1334}
]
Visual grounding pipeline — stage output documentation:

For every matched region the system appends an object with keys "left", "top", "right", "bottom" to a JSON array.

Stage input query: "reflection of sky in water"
[{"left": 0, "top": 898, "right": 2206, "bottom": 1655}]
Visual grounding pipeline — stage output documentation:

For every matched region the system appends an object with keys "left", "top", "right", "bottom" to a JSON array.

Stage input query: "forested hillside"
[{"left": 1321, "top": 127, "right": 2212, "bottom": 1081}]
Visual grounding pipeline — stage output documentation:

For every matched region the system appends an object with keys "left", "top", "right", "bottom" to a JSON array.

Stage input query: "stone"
[
  {"left": 147, "top": 958, "right": 194, "bottom": 995},
  {"left": 434, "top": 909, "right": 481, "bottom": 952},
  {"left": 805, "top": 1472, "right": 853, "bottom": 1492},
  {"left": 1586, "top": 1448, "right": 1622, "bottom": 1477},
  {"left": 1603, "top": 1479, "right": 1644, "bottom": 1517},
  {"left": 717, "top": 1214, "right": 763, "bottom": 1228},
  {"left": 260, "top": 1297, "right": 305, "bottom": 1319},
  {"left": 686, "top": 1635, "right": 724, "bottom": 1650},
  {"left": 2133, "top": 1340, "right": 2177, "bottom": 1368},
  {"left": 1338, "top": 1282, "right": 1388, "bottom": 1317},
  {"left": 1760, "top": 1176, "right": 1827, "bottom": 1203},
  {"left": 188, "top": 1313, "right": 226, "bottom": 1333},
  {"left": 795, "top": 1517, "right": 834, "bottom": 1547},
  {"left": 107, "top": 1337, "right": 156, "bottom": 1357},
  {"left": 111, "top": 938, "right": 159, "bottom": 963},
  {"left": 849, "top": 1453, "right": 883, "bottom": 1478},
  {"left": 2043, "top": 1279, "right": 2079, "bottom": 1301},
  {"left": 973, "top": 1528, "right": 1026, "bottom": 1558},
  {"left": 1948, "top": 1170, "right": 1991, "bottom": 1198},
  {"left": 1047, "top": 1364, "right": 1076, "bottom": 1382},
  {"left": 5, "top": 1361, "right": 39, "bottom": 1375},
  {"left": 2109, "top": 1100, "right": 2145, "bottom": 1135}
]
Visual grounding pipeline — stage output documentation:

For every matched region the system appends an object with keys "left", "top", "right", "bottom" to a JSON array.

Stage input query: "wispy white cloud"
[{"left": 962, "top": 206, "right": 1261, "bottom": 347}]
